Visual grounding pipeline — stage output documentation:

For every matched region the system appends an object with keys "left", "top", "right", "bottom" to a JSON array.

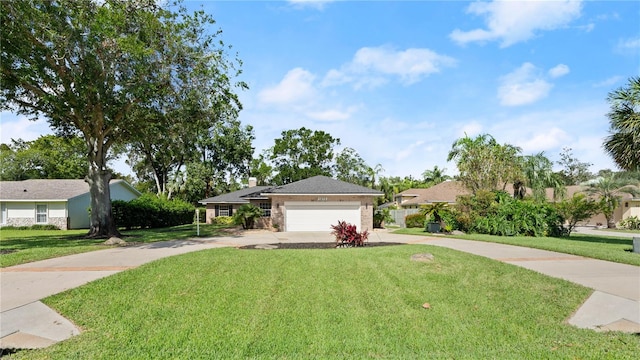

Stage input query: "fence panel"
[{"left": 389, "top": 209, "right": 420, "bottom": 227}]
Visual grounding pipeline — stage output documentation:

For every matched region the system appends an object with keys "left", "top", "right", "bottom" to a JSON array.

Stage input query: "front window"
[
  {"left": 219, "top": 205, "right": 231, "bottom": 217},
  {"left": 36, "top": 204, "right": 48, "bottom": 223},
  {"left": 259, "top": 202, "right": 271, "bottom": 217}
]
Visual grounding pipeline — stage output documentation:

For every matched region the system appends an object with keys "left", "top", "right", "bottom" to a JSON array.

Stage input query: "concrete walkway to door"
[{"left": 1, "top": 230, "right": 639, "bottom": 351}]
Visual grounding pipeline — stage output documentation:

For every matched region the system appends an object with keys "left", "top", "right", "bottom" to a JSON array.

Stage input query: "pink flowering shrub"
[{"left": 330, "top": 220, "right": 369, "bottom": 247}]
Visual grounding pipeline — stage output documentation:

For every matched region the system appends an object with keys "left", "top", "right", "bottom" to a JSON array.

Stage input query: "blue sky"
[{"left": 1, "top": 0, "right": 639, "bottom": 179}]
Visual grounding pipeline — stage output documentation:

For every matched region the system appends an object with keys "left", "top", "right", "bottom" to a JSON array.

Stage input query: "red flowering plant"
[{"left": 330, "top": 220, "right": 369, "bottom": 247}]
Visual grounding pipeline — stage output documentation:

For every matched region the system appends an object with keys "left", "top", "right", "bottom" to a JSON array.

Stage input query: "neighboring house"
[
  {"left": 199, "top": 175, "right": 383, "bottom": 232},
  {"left": 544, "top": 185, "right": 640, "bottom": 226},
  {"left": 0, "top": 179, "right": 140, "bottom": 229},
  {"left": 396, "top": 181, "right": 640, "bottom": 226},
  {"left": 394, "top": 181, "right": 470, "bottom": 209}
]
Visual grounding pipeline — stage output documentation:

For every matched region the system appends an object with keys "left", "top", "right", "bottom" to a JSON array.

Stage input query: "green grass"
[
  {"left": 0, "top": 224, "right": 231, "bottom": 267},
  {"left": 13, "top": 245, "right": 639, "bottom": 359},
  {"left": 394, "top": 228, "right": 640, "bottom": 266}
]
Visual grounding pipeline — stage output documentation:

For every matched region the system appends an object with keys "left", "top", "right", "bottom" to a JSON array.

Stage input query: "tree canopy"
[
  {"left": 447, "top": 134, "right": 521, "bottom": 194},
  {"left": 267, "top": 127, "right": 340, "bottom": 185},
  {"left": 604, "top": 76, "right": 640, "bottom": 171},
  {"left": 0, "top": 135, "right": 87, "bottom": 180},
  {"left": 1, "top": 0, "right": 245, "bottom": 237}
]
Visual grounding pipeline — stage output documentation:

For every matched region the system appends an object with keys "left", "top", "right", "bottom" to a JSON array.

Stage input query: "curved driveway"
[{"left": 1, "top": 230, "right": 638, "bottom": 349}]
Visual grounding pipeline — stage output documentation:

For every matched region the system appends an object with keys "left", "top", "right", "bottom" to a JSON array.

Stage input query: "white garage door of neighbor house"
[{"left": 285, "top": 202, "right": 361, "bottom": 232}]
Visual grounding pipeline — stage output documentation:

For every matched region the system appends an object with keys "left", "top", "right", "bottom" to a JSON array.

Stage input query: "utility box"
[{"left": 634, "top": 237, "right": 640, "bottom": 254}]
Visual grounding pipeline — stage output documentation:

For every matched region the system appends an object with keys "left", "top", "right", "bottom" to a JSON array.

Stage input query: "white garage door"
[{"left": 285, "top": 202, "right": 361, "bottom": 232}]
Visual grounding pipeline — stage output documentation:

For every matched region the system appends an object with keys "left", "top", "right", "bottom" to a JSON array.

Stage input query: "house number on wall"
[{"left": 317, "top": 197, "right": 328, "bottom": 201}]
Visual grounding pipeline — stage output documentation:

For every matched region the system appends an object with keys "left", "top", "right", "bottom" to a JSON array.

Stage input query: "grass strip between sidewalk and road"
[
  {"left": 12, "top": 245, "right": 640, "bottom": 359},
  {"left": 393, "top": 228, "right": 640, "bottom": 266},
  {"left": 0, "top": 224, "right": 231, "bottom": 268}
]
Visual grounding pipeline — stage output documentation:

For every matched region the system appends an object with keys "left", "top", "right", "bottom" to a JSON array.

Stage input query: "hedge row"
[{"left": 112, "top": 194, "right": 195, "bottom": 229}]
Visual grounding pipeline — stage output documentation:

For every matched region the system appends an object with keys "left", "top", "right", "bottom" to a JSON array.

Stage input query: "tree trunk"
[{"left": 86, "top": 141, "right": 121, "bottom": 238}]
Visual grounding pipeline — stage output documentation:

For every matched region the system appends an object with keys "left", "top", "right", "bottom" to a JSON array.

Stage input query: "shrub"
[
  {"left": 0, "top": 225, "right": 59, "bottom": 230},
  {"left": 373, "top": 208, "right": 393, "bottom": 228},
  {"left": 405, "top": 213, "right": 425, "bottom": 228},
  {"left": 112, "top": 194, "right": 195, "bottom": 229},
  {"left": 331, "top": 220, "right": 369, "bottom": 247},
  {"left": 232, "top": 204, "right": 263, "bottom": 229},
  {"left": 455, "top": 190, "right": 560, "bottom": 237},
  {"left": 211, "top": 216, "right": 235, "bottom": 226},
  {"left": 30, "top": 224, "right": 61, "bottom": 230},
  {"left": 619, "top": 216, "right": 640, "bottom": 230}
]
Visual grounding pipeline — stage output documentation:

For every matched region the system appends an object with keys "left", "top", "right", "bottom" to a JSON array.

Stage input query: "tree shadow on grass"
[{"left": 568, "top": 234, "right": 633, "bottom": 246}]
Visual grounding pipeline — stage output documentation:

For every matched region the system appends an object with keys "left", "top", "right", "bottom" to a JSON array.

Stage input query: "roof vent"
[{"left": 23, "top": 189, "right": 27, "bottom": 192}]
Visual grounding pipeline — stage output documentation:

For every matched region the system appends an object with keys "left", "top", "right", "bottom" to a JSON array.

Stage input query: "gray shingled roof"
[
  {"left": 0, "top": 179, "right": 136, "bottom": 201},
  {"left": 264, "top": 176, "right": 383, "bottom": 195},
  {"left": 199, "top": 186, "right": 271, "bottom": 204}
]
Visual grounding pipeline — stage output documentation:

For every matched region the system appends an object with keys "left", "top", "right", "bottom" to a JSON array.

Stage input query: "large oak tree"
[{"left": 1, "top": 0, "right": 245, "bottom": 237}]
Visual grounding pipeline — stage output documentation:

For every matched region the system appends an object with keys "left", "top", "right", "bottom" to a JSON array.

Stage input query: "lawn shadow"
[{"left": 568, "top": 234, "right": 633, "bottom": 246}]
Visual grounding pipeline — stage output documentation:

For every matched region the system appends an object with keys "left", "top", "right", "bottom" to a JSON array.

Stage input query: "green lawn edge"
[
  {"left": 393, "top": 228, "right": 640, "bottom": 266},
  {"left": 0, "top": 224, "right": 233, "bottom": 268}
]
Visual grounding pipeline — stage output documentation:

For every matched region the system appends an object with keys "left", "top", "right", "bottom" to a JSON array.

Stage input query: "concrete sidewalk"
[
  {"left": 415, "top": 237, "right": 640, "bottom": 333},
  {"left": 1, "top": 230, "right": 639, "bottom": 350}
]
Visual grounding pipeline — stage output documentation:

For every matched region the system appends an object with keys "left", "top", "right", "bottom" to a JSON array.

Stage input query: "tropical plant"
[
  {"left": 603, "top": 76, "right": 640, "bottom": 171},
  {"left": 421, "top": 166, "right": 451, "bottom": 186},
  {"left": 373, "top": 208, "right": 393, "bottom": 228},
  {"left": 420, "top": 202, "right": 449, "bottom": 225},
  {"left": 330, "top": 220, "right": 369, "bottom": 247},
  {"left": 619, "top": 216, "right": 640, "bottom": 230},
  {"left": 447, "top": 134, "right": 522, "bottom": 194},
  {"left": 553, "top": 193, "right": 599, "bottom": 236},
  {"left": 232, "top": 204, "right": 263, "bottom": 230},
  {"left": 584, "top": 174, "right": 639, "bottom": 228},
  {"left": 515, "top": 152, "right": 565, "bottom": 201}
]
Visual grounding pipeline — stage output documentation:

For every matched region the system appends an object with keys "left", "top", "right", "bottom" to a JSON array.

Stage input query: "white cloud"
[
  {"left": 617, "top": 37, "right": 640, "bottom": 50},
  {"left": 593, "top": 75, "right": 623, "bottom": 88},
  {"left": 257, "top": 68, "right": 317, "bottom": 106},
  {"left": 450, "top": 0, "right": 583, "bottom": 48},
  {"left": 517, "top": 127, "right": 571, "bottom": 153},
  {"left": 458, "top": 121, "right": 483, "bottom": 137},
  {"left": 0, "top": 112, "right": 52, "bottom": 144},
  {"left": 548, "top": 64, "right": 570, "bottom": 78},
  {"left": 497, "top": 63, "right": 553, "bottom": 106},
  {"left": 395, "top": 140, "right": 425, "bottom": 162},
  {"left": 287, "top": 0, "right": 334, "bottom": 10},
  {"left": 306, "top": 106, "right": 359, "bottom": 122},
  {"left": 322, "top": 46, "right": 456, "bottom": 89}
]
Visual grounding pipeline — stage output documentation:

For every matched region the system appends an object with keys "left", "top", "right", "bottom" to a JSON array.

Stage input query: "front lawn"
[
  {"left": 394, "top": 228, "right": 640, "bottom": 266},
  {"left": 14, "top": 245, "right": 639, "bottom": 359},
  {"left": 0, "top": 224, "right": 231, "bottom": 268}
]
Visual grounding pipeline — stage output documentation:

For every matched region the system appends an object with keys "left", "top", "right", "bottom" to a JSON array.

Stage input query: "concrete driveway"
[{"left": 1, "top": 229, "right": 638, "bottom": 350}]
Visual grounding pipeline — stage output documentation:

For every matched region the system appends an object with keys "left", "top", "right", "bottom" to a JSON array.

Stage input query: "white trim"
[
  {"left": 35, "top": 203, "right": 48, "bottom": 224},
  {"left": 1, "top": 199, "right": 70, "bottom": 202}
]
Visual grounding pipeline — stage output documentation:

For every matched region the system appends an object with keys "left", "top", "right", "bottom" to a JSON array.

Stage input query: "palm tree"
[
  {"left": 447, "top": 133, "right": 522, "bottom": 194},
  {"left": 584, "top": 174, "right": 639, "bottom": 228},
  {"left": 516, "top": 152, "right": 565, "bottom": 201},
  {"left": 421, "top": 165, "right": 451, "bottom": 185},
  {"left": 603, "top": 76, "right": 640, "bottom": 171}
]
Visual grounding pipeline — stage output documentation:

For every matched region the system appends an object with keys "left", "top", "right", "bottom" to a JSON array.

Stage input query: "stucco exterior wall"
[
  {"left": 1, "top": 201, "right": 68, "bottom": 229},
  {"left": 268, "top": 195, "right": 376, "bottom": 232}
]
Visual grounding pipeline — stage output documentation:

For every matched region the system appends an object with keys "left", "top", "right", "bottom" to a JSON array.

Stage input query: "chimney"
[{"left": 248, "top": 177, "right": 257, "bottom": 188}]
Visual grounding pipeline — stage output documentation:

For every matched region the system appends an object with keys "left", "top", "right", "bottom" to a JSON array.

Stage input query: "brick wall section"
[{"left": 268, "top": 195, "right": 376, "bottom": 232}]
